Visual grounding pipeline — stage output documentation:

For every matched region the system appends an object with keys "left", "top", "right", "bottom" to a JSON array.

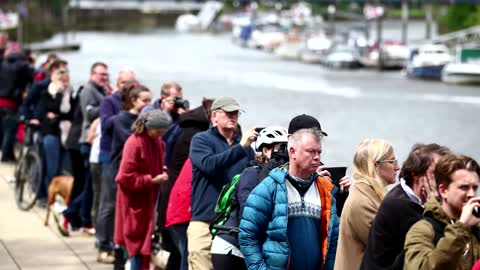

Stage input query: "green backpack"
[{"left": 209, "top": 174, "right": 241, "bottom": 238}]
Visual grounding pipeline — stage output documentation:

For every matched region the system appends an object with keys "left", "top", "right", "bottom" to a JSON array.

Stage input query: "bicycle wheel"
[{"left": 15, "top": 150, "right": 43, "bottom": 211}]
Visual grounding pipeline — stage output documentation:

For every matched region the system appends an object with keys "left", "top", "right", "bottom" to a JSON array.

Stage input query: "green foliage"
[
  {"left": 438, "top": 4, "right": 480, "bottom": 33},
  {"left": 46, "top": 0, "right": 67, "bottom": 16}
]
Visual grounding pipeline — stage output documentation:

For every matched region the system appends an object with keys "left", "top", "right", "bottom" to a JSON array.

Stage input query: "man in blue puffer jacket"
[{"left": 239, "top": 128, "right": 339, "bottom": 270}]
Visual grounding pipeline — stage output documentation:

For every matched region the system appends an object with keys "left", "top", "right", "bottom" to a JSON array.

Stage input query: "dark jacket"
[
  {"left": 162, "top": 110, "right": 180, "bottom": 168},
  {"left": 110, "top": 111, "right": 138, "bottom": 170},
  {"left": 65, "top": 87, "right": 83, "bottom": 151},
  {"left": 20, "top": 77, "right": 50, "bottom": 119},
  {"left": 156, "top": 105, "right": 210, "bottom": 230},
  {"left": 34, "top": 90, "right": 71, "bottom": 136},
  {"left": 0, "top": 52, "right": 33, "bottom": 105},
  {"left": 99, "top": 92, "right": 122, "bottom": 158},
  {"left": 168, "top": 106, "right": 210, "bottom": 188},
  {"left": 360, "top": 184, "right": 423, "bottom": 270},
  {"left": 218, "top": 163, "right": 261, "bottom": 248},
  {"left": 190, "top": 126, "right": 255, "bottom": 222}
]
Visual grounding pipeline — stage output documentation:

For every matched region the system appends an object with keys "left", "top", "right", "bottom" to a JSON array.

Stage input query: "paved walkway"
[{"left": 0, "top": 163, "right": 111, "bottom": 270}]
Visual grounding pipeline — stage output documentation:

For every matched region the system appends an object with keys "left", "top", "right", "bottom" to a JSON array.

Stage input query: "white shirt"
[
  {"left": 400, "top": 179, "right": 423, "bottom": 207},
  {"left": 89, "top": 122, "right": 101, "bottom": 163}
]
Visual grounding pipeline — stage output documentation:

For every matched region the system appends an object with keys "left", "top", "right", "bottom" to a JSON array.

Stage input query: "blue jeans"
[
  {"left": 39, "top": 134, "right": 61, "bottom": 200},
  {"left": 96, "top": 161, "right": 117, "bottom": 251},
  {"left": 130, "top": 255, "right": 142, "bottom": 270},
  {"left": 169, "top": 222, "right": 189, "bottom": 270},
  {"left": 63, "top": 144, "right": 93, "bottom": 227},
  {"left": 0, "top": 107, "right": 18, "bottom": 161}
]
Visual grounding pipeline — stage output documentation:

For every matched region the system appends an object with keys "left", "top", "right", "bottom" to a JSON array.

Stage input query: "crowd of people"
[{"left": 2, "top": 35, "right": 480, "bottom": 270}]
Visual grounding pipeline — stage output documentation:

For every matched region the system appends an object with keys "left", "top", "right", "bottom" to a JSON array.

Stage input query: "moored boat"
[
  {"left": 406, "top": 44, "right": 452, "bottom": 80},
  {"left": 442, "top": 47, "right": 480, "bottom": 84}
]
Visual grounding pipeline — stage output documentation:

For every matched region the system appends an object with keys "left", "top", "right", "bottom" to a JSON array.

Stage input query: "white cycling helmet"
[{"left": 255, "top": 126, "right": 288, "bottom": 151}]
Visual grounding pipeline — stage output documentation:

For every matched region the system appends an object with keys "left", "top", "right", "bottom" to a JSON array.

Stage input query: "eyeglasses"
[{"left": 376, "top": 159, "right": 398, "bottom": 166}]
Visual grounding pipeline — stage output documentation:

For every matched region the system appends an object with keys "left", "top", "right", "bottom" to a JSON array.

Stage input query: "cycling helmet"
[{"left": 255, "top": 126, "right": 288, "bottom": 151}]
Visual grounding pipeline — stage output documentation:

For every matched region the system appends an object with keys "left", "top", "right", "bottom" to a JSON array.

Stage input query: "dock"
[{"left": 69, "top": 0, "right": 204, "bottom": 14}]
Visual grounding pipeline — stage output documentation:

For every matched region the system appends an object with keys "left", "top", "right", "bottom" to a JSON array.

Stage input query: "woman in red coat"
[{"left": 114, "top": 110, "right": 172, "bottom": 270}]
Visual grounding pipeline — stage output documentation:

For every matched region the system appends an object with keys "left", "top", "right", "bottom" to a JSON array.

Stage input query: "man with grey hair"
[{"left": 239, "top": 128, "right": 339, "bottom": 270}]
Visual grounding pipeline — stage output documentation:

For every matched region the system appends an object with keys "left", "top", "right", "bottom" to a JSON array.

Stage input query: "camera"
[{"left": 173, "top": 96, "right": 189, "bottom": 110}]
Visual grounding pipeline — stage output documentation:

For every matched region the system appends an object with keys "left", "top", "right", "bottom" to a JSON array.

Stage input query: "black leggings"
[{"left": 212, "top": 253, "right": 247, "bottom": 270}]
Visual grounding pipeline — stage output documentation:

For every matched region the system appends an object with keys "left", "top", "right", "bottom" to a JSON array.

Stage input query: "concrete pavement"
[{"left": 0, "top": 163, "right": 111, "bottom": 270}]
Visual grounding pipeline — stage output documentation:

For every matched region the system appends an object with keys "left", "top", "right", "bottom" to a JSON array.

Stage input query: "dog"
[{"left": 44, "top": 175, "right": 73, "bottom": 226}]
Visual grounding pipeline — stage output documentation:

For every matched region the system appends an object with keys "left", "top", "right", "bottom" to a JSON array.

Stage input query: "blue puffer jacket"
[{"left": 239, "top": 167, "right": 339, "bottom": 270}]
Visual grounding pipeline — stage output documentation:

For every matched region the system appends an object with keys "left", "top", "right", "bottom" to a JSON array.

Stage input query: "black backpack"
[{"left": 423, "top": 213, "right": 446, "bottom": 246}]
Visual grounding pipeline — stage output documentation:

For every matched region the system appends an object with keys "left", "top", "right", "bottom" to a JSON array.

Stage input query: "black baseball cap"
[{"left": 288, "top": 114, "right": 328, "bottom": 136}]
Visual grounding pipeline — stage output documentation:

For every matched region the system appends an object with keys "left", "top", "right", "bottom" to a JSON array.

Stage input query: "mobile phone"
[
  {"left": 255, "top": 127, "right": 265, "bottom": 133},
  {"left": 325, "top": 167, "right": 347, "bottom": 184},
  {"left": 473, "top": 206, "right": 480, "bottom": 218}
]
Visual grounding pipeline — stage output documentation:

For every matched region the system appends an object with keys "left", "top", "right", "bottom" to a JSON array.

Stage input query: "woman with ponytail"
[
  {"left": 110, "top": 82, "right": 151, "bottom": 169},
  {"left": 334, "top": 139, "right": 400, "bottom": 270},
  {"left": 114, "top": 110, "right": 172, "bottom": 270}
]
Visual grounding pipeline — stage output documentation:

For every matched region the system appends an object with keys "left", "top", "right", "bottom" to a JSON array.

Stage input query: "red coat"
[
  {"left": 473, "top": 260, "right": 480, "bottom": 270},
  {"left": 114, "top": 133, "right": 165, "bottom": 262},
  {"left": 165, "top": 158, "right": 192, "bottom": 228}
]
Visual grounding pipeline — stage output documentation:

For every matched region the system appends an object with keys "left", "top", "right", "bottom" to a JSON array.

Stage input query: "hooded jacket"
[
  {"left": 168, "top": 105, "right": 210, "bottom": 188},
  {"left": 239, "top": 167, "right": 339, "bottom": 270},
  {"left": 404, "top": 196, "right": 480, "bottom": 270}
]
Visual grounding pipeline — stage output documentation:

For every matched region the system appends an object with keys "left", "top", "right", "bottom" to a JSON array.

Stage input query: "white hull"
[
  {"left": 442, "top": 73, "right": 480, "bottom": 84},
  {"left": 442, "top": 63, "right": 480, "bottom": 84}
]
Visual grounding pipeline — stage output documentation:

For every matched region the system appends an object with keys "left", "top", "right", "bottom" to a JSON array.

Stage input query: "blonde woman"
[{"left": 334, "top": 139, "right": 399, "bottom": 270}]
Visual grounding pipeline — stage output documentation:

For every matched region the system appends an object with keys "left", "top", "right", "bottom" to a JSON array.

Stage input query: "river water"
[{"left": 39, "top": 27, "right": 480, "bottom": 170}]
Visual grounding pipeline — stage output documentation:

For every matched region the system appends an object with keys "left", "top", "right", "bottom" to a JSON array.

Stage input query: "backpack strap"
[{"left": 423, "top": 213, "right": 447, "bottom": 246}]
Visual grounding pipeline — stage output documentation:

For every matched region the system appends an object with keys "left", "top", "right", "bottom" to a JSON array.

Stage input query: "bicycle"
[{"left": 14, "top": 123, "right": 43, "bottom": 211}]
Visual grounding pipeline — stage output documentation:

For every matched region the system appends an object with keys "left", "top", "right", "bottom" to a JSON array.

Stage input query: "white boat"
[
  {"left": 0, "top": 11, "right": 18, "bottom": 31},
  {"left": 274, "top": 29, "right": 304, "bottom": 60},
  {"left": 247, "top": 24, "right": 286, "bottom": 51},
  {"left": 175, "top": 1, "right": 223, "bottom": 33},
  {"left": 362, "top": 40, "right": 409, "bottom": 69},
  {"left": 406, "top": 44, "right": 453, "bottom": 80},
  {"left": 323, "top": 45, "right": 362, "bottom": 69},
  {"left": 299, "top": 32, "right": 332, "bottom": 63},
  {"left": 442, "top": 48, "right": 480, "bottom": 84},
  {"left": 442, "top": 63, "right": 480, "bottom": 84}
]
